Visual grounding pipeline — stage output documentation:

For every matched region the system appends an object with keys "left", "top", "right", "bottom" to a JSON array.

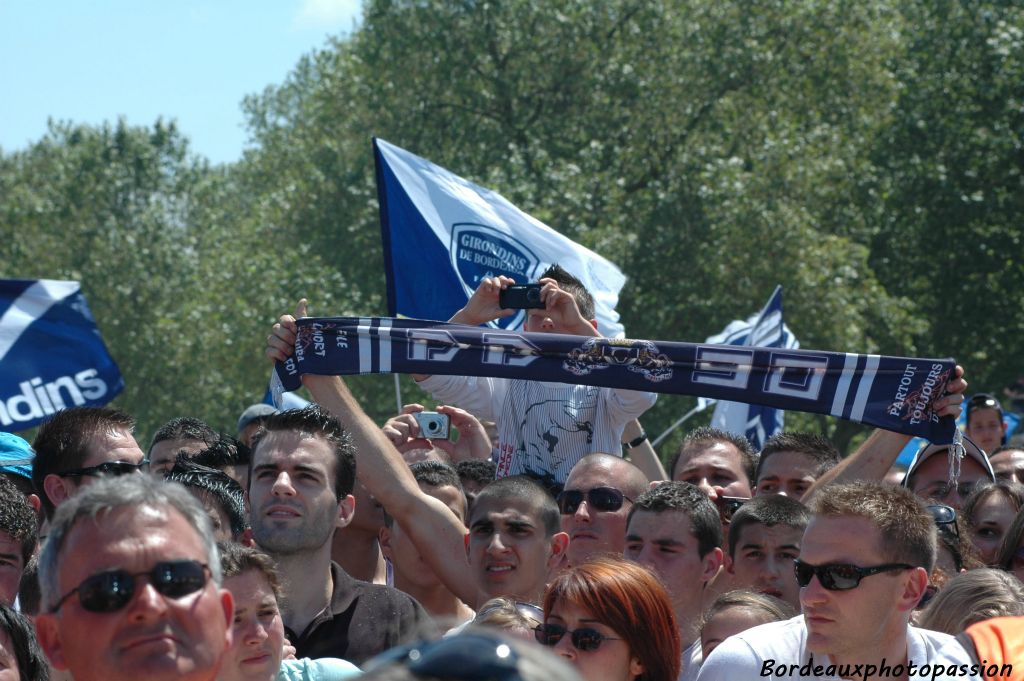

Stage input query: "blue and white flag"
[
  {"left": 0, "top": 280, "right": 123, "bottom": 431},
  {"left": 706, "top": 286, "right": 799, "bottom": 450},
  {"left": 374, "top": 138, "right": 627, "bottom": 337}
]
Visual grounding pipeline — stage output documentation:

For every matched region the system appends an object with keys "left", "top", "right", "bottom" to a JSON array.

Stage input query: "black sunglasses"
[
  {"left": 50, "top": 560, "right": 210, "bottom": 613},
  {"left": 535, "top": 623, "right": 622, "bottom": 652},
  {"left": 793, "top": 559, "right": 914, "bottom": 591},
  {"left": 362, "top": 633, "right": 522, "bottom": 681},
  {"left": 927, "top": 504, "right": 959, "bottom": 539},
  {"left": 556, "top": 487, "right": 632, "bottom": 515},
  {"left": 58, "top": 461, "right": 147, "bottom": 478}
]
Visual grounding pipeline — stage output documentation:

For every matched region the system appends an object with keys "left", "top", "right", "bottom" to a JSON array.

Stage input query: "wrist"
[{"left": 624, "top": 431, "right": 648, "bottom": 449}]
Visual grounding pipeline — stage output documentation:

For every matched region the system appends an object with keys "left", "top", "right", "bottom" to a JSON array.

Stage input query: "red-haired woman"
[{"left": 536, "top": 556, "right": 681, "bottom": 681}]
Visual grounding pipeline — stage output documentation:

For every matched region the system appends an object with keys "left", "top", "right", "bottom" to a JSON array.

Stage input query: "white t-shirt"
[
  {"left": 696, "top": 616, "right": 980, "bottom": 681},
  {"left": 419, "top": 374, "right": 655, "bottom": 482}
]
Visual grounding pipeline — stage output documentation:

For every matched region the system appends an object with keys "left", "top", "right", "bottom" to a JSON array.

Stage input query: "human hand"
[
  {"left": 934, "top": 365, "right": 967, "bottom": 419},
  {"left": 451, "top": 276, "right": 517, "bottom": 326},
  {"left": 381, "top": 404, "right": 435, "bottom": 454},
  {"left": 266, "top": 299, "right": 308, "bottom": 363},
  {"left": 537, "top": 278, "right": 598, "bottom": 336},
  {"left": 431, "top": 405, "right": 493, "bottom": 462}
]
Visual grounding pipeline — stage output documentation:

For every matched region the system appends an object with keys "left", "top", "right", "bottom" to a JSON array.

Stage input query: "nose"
[
  {"left": 272, "top": 471, "right": 296, "bottom": 496},
  {"left": 486, "top": 532, "right": 509, "bottom": 555},
  {"left": 799, "top": 573, "right": 829, "bottom": 608},
  {"left": 126, "top": 580, "right": 170, "bottom": 623},
  {"left": 553, "top": 631, "right": 576, "bottom": 661},
  {"left": 694, "top": 479, "right": 716, "bottom": 498},
  {"left": 538, "top": 316, "right": 555, "bottom": 331},
  {"left": 242, "top": 619, "right": 270, "bottom": 647},
  {"left": 573, "top": 500, "right": 593, "bottom": 522}
]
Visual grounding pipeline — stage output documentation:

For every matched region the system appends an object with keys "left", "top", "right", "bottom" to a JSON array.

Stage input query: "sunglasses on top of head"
[
  {"left": 534, "top": 623, "right": 622, "bottom": 652},
  {"left": 58, "top": 461, "right": 147, "bottom": 478},
  {"left": 793, "top": 559, "right": 914, "bottom": 591},
  {"left": 50, "top": 560, "right": 210, "bottom": 614},
  {"left": 556, "top": 487, "right": 632, "bottom": 515}
]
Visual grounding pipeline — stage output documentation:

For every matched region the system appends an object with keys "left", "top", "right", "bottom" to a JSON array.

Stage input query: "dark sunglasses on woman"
[{"left": 534, "top": 623, "right": 622, "bottom": 652}]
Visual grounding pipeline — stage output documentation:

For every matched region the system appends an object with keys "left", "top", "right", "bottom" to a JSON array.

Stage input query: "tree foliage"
[{"left": 2, "top": 0, "right": 1021, "bottom": 456}]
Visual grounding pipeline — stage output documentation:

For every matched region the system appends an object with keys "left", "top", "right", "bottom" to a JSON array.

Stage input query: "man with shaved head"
[{"left": 557, "top": 453, "right": 649, "bottom": 565}]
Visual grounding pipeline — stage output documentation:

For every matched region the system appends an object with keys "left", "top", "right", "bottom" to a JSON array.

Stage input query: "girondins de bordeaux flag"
[
  {"left": 273, "top": 316, "right": 959, "bottom": 444},
  {"left": 0, "top": 280, "right": 123, "bottom": 431}
]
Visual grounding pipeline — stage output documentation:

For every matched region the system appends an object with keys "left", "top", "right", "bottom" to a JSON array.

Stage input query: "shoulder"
[
  {"left": 908, "top": 625, "right": 972, "bottom": 665},
  {"left": 331, "top": 566, "right": 428, "bottom": 621},
  {"left": 277, "top": 657, "right": 362, "bottom": 681},
  {"left": 698, "top": 617, "right": 807, "bottom": 678}
]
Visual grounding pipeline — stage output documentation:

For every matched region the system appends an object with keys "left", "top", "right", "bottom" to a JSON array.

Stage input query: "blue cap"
[{"left": 0, "top": 433, "right": 34, "bottom": 480}]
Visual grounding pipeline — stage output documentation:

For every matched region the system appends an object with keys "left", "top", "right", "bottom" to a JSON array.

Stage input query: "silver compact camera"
[{"left": 414, "top": 411, "right": 451, "bottom": 439}]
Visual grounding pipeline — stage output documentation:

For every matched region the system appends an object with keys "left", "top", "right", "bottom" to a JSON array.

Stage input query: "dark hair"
[
  {"left": 166, "top": 460, "right": 249, "bottom": 539},
  {"left": 628, "top": 482, "right": 722, "bottom": 557},
  {"left": 963, "top": 481, "right": 1024, "bottom": 552},
  {"left": 539, "top": 264, "right": 595, "bottom": 320},
  {"left": 544, "top": 556, "right": 680, "bottom": 681},
  {"left": 16, "top": 556, "right": 40, "bottom": 618},
  {"left": 727, "top": 495, "right": 810, "bottom": 558},
  {"left": 0, "top": 476, "right": 36, "bottom": 570},
  {"left": 471, "top": 476, "right": 559, "bottom": 537},
  {"left": 966, "top": 393, "right": 1004, "bottom": 421},
  {"left": 934, "top": 513, "right": 984, "bottom": 574},
  {"left": 385, "top": 461, "right": 468, "bottom": 528},
  {"left": 756, "top": 432, "right": 841, "bottom": 481},
  {"left": 669, "top": 426, "right": 757, "bottom": 486},
  {"left": 455, "top": 460, "right": 497, "bottom": 488},
  {"left": 148, "top": 416, "right": 218, "bottom": 454},
  {"left": 31, "top": 406, "right": 136, "bottom": 518},
  {"left": 220, "top": 541, "right": 283, "bottom": 603},
  {"left": 188, "top": 435, "right": 252, "bottom": 469},
  {"left": 0, "top": 602, "right": 49, "bottom": 681},
  {"left": 250, "top": 405, "right": 356, "bottom": 499},
  {"left": 809, "top": 482, "right": 936, "bottom": 571}
]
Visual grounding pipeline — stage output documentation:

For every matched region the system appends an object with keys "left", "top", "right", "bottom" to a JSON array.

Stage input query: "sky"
[{"left": 0, "top": 0, "right": 362, "bottom": 165}]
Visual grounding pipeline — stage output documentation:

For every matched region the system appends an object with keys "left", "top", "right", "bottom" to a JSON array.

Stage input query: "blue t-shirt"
[{"left": 277, "top": 657, "right": 362, "bottom": 681}]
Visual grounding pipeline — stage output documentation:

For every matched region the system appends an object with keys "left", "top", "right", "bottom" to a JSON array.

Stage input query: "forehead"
[
  {"left": 59, "top": 505, "right": 207, "bottom": 583},
  {"left": 82, "top": 428, "right": 145, "bottom": 467},
  {"left": 800, "top": 515, "right": 884, "bottom": 563},
  {"left": 992, "top": 449, "right": 1024, "bottom": 469},
  {"left": 677, "top": 443, "right": 744, "bottom": 475},
  {"left": 758, "top": 451, "right": 817, "bottom": 480},
  {"left": 968, "top": 407, "right": 1002, "bottom": 425},
  {"left": 734, "top": 522, "right": 803, "bottom": 547},
  {"left": 565, "top": 461, "right": 623, "bottom": 490},
  {"left": 469, "top": 495, "right": 543, "bottom": 527},
  {"left": 911, "top": 454, "right": 988, "bottom": 488},
  {"left": 254, "top": 431, "right": 335, "bottom": 472},
  {"left": 422, "top": 483, "right": 466, "bottom": 524},
  {"left": 224, "top": 569, "right": 275, "bottom": 606},
  {"left": 627, "top": 509, "right": 694, "bottom": 540}
]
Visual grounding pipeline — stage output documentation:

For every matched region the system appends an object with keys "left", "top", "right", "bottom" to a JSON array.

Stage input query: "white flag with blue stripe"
[
  {"left": 374, "top": 138, "right": 627, "bottom": 337},
  {"left": 707, "top": 286, "right": 799, "bottom": 450},
  {"left": 0, "top": 279, "right": 123, "bottom": 431}
]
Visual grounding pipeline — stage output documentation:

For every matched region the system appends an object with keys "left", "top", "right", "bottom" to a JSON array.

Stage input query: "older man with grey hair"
[{"left": 34, "top": 474, "right": 233, "bottom": 681}]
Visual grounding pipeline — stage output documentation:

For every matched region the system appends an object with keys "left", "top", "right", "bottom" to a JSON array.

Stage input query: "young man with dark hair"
[
  {"left": 754, "top": 433, "right": 841, "bottom": 499},
  {"left": 725, "top": 495, "right": 809, "bottom": 610},
  {"left": 990, "top": 444, "right": 1024, "bottom": 485},
  {"left": 186, "top": 435, "right": 252, "bottom": 490},
  {"left": 0, "top": 476, "right": 36, "bottom": 605},
  {"left": 455, "top": 459, "right": 496, "bottom": 506},
  {"left": 32, "top": 406, "right": 146, "bottom": 520},
  {"left": 165, "top": 459, "right": 249, "bottom": 543},
  {"left": 408, "top": 265, "right": 656, "bottom": 487},
  {"left": 247, "top": 405, "right": 428, "bottom": 663},
  {"left": 624, "top": 482, "right": 723, "bottom": 681},
  {"left": 698, "top": 482, "right": 974, "bottom": 680},
  {"left": 670, "top": 426, "right": 757, "bottom": 499},
  {"left": 147, "top": 416, "right": 219, "bottom": 477},
  {"left": 380, "top": 461, "right": 474, "bottom": 621}
]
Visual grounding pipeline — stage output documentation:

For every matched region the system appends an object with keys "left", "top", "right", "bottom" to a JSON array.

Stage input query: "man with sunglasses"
[
  {"left": 558, "top": 453, "right": 648, "bottom": 566},
  {"left": 32, "top": 406, "right": 146, "bottom": 522},
  {"left": 698, "top": 482, "right": 977, "bottom": 680},
  {"left": 34, "top": 474, "right": 233, "bottom": 681}
]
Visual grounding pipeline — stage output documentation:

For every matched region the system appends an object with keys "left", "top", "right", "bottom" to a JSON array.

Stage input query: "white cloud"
[{"left": 292, "top": 0, "right": 362, "bottom": 32}]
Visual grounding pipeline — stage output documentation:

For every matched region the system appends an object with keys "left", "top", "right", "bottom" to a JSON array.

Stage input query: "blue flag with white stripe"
[
  {"left": 0, "top": 280, "right": 123, "bottom": 431},
  {"left": 374, "top": 138, "right": 627, "bottom": 337},
  {"left": 706, "top": 286, "right": 799, "bottom": 450}
]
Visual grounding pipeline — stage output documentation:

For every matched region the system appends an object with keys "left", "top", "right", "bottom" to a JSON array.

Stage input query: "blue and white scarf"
[{"left": 274, "top": 317, "right": 959, "bottom": 444}]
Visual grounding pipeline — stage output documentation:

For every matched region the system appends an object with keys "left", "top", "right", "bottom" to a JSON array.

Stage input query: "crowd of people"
[{"left": 0, "top": 265, "right": 1021, "bottom": 681}]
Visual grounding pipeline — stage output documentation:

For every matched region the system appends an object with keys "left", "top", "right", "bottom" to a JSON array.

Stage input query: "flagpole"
[
  {"left": 652, "top": 404, "right": 707, "bottom": 448},
  {"left": 394, "top": 374, "right": 403, "bottom": 414}
]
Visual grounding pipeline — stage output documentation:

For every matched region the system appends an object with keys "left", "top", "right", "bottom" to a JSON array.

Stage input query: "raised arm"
[{"left": 801, "top": 366, "right": 967, "bottom": 502}]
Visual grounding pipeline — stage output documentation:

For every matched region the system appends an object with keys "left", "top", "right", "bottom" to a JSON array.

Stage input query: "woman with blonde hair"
[
  {"left": 536, "top": 556, "right": 680, "bottom": 681},
  {"left": 916, "top": 568, "right": 1024, "bottom": 634}
]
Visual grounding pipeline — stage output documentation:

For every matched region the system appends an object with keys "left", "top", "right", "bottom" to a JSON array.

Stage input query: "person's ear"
[
  {"left": 239, "top": 528, "right": 256, "bottom": 548},
  {"left": 379, "top": 526, "right": 394, "bottom": 561},
  {"left": 704, "top": 547, "right": 724, "bottom": 583},
  {"left": 34, "top": 614, "right": 69, "bottom": 671},
  {"left": 464, "top": 532, "right": 471, "bottom": 560},
  {"left": 589, "top": 319, "right": 599, "bottom": 331},
  {"left": 898, "top": 567, "right": 929, "bottom": 612},
  {"left": 27, "top": 493, "right": 41, "bottom": 514},
  {"left": 546, "top": 532, "right": 570, "bottom": 570},
  {"left": 629, "top": 656, "right": 645, "bottom": 678},
  {"left": 42, "top": 475, "right": 71, "bottom": 510},
  {"left": 723, "top": 551, "right": 736, "bottom": 576},
  {"left": 219, "top": 589, "right": 235, "bottom": 649},
  {"left": 335, "top": 494, "right": 355, "bottom": 529}
]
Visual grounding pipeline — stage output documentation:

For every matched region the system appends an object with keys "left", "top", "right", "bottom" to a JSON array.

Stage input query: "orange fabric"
[{"left": 966, "top": 616, "right": 1024, "bottom": 680}]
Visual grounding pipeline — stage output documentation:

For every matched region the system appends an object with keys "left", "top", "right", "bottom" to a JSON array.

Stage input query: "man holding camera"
[{"left": 412, "top": 264, "right": 657, "bottom": 489}]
